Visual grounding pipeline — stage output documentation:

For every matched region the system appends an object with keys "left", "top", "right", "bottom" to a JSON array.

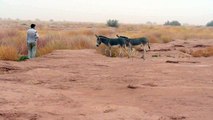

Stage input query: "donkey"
[
  {"left": 95, "top": 35, "right": 127, "bottom": 57},
  {"left": 116, "top": 35, "right": 150, "bottom": 59}
]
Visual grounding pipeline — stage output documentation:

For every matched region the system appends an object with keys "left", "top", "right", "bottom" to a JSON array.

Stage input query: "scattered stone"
[
  {"left": 103, "top": 108, "right": 116, "bottom": 113},
  {"left": 193, "top": 44, "right": 210, "bottom": 48},
  {"left": 151, "top": 49, "right": 171, "bottom": 52},
  {"left": 142, "top": 83, "right": 158, "bottom": 87},
  {"left": 169, "top": 116, "right": 186, "bottom": 120},
  {"left": 166, "top": 60, "right": 179, "bottom": 63},
  {"left": 174, "top": 45, "right": 184, "bottom": 47},
  {"left": 152, "top": 55, "right": 159, "bottom": 57},
  {"left": 127, "top": 84, "right": 139, "bottom": 89},
  {"left": 166, "top": 60, "right": 200, "bottom": 64}
]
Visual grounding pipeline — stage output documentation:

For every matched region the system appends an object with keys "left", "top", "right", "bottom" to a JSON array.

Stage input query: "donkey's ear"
[
  {"left": 95, "top": 34, "right": 99, "bottom": 38},
  {"left": 116, "top": 35, "right": 120, "bottom": 37}
]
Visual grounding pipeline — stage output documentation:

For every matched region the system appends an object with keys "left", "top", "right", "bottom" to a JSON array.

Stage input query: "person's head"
[{"left": 30, "top": 24, "right": 36, "bottom": 29}]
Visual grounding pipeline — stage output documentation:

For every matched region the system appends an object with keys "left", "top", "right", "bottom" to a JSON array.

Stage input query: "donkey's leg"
[
  {"left": 142, "top": 44, "right": 146, "bottom": 59},
  {"left": 121, "top": 45, "right": 127, "bottom": 57},
  {"left": 140, "top": 44, "right": 143, "bottom": 58},
  {"left": 129, "top": 44, "right": 133, "bottom": 57},
  {"left": 125, "top": 46, "right": 130, "bottom": 58},
  {"left": 119, "top": 45, "right": 127, "bottom": 57},
  {"left": 109, "top": 46, "right": 112, "bottom": 57},
  {"left": 105, "top": 48, "right": 108, "bottom": 55},
  {"left": 141, "top": 44, "right": 145, "bottom": 59},
  {"left": 145, "top": 43, "right": 148, "bottom": 52},
  {"left": 122, "top": 46, "right": 128, "bottom": 57},
  {"left": 119, "top": 46, "right": 122, "bottom": 57}
]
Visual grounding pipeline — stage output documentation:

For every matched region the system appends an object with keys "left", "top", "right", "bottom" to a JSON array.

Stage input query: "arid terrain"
[{"left": 0, "top": 39, "right": 212, "bottom": 120}]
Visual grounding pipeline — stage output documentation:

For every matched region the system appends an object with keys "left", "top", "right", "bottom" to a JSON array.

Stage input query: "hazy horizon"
[{"left": 0, "top": 0, "right": 212, "bottom": 25}]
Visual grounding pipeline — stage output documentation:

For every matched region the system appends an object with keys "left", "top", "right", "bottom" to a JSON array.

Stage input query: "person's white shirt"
[{"left": 27, "top": 28, "right": 39, "bottom": 43}]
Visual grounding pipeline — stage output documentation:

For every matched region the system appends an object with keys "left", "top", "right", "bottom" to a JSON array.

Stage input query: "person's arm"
[
  {"left": 35, "top": 31, "right": 39, "bottom": 41},
  {"left": 27, "top": 29, "right": 29, "bottom": 41}
]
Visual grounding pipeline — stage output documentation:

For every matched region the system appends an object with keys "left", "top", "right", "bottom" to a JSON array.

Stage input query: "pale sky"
[{"left": 0, "top": 0, "right": 212, "bottom": 25}]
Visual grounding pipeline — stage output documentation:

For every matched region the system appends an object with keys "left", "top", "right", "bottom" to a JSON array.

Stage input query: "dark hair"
[{"left": 30, "top": 24, "right": 36, "bottom": 28}]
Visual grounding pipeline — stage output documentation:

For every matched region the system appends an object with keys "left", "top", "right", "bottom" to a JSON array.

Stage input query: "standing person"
[{"left": 27, "top": 24, "right": 39, "bottom": 59}]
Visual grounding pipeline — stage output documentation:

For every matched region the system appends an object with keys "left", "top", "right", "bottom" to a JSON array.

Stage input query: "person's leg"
[
  {"left": 30, "top": 43, "right": 33, "bottom": 58},
  {"left": 27, "top": 42, "right": 32, "bottom": 59},
  {"left": 31, "top": 42, "right": 36, "bottom": 58}
]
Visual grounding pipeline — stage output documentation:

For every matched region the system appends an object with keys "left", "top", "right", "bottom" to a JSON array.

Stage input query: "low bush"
[
  {"left": 107, "top": 19, "right": 119, "bottom": 27},
  {"left": 18, "top": 56, "right": 29, "bottom": 61}
]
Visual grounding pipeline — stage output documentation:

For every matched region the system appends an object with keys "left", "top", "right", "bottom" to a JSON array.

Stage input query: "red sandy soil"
[{"left": 0, "top": 39, "right": 212, "bottom": 120}]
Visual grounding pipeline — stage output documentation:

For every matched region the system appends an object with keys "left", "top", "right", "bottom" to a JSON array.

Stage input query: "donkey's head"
[{"left": 95, "top": 35, "right": 102, "bottom": 47}]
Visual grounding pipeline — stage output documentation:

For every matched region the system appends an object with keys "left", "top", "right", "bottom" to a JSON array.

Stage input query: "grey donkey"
[
  {"left": 95, "top": 35, "right": 128, "bottom": 57},
  {"left": 116, "top": 35, "right": 150, "bottom": 59}
]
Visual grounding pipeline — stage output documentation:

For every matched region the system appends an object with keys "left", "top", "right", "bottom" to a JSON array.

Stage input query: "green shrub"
[
  {"left": 18, "top": 56, "right": 29, "bottom": 61},
  {"left": 107, "top": 19, "right": 119, "bottom": 27}
]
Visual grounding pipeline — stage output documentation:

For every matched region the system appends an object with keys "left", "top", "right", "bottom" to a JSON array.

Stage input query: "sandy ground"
[{"left": 0, "top": 39, "right": 213, "bottom": 120}]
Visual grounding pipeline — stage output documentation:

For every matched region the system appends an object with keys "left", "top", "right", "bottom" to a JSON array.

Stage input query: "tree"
[
  {"left": 107, "top": 19, "right": 119, "bottom": 27},
  {"left": 206, "top": 20, "right": 213, "bottom": 27},
  {"left": 49, "top": 19, "right": 54, "bottom": 22},
  {"left": 164, "top": 20, "right": 181, "bottom": 26}
]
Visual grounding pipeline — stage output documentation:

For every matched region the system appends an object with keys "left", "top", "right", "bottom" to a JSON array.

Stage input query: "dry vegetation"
[
  {"left": 191, "top": 47, "right": 213, "bottom": 57},
  {"left": 0, "top": 19, "right": 213, "bottom": 60}
]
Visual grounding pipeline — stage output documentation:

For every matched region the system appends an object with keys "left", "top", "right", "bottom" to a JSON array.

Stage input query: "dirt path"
[{"left": 0, "top": 40, "right": 213, "bottom": 120}]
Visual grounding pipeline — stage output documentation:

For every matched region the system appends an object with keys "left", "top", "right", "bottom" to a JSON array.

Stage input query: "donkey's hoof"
[{"left": 141, "top": 56, "right": 145, "bottom": 60}]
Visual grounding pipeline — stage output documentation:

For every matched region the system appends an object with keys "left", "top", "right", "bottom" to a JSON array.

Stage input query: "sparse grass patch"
[
  {"left": 160, "top": 35, "right": 173, "bottom": 43},
  {"left": 37, "top": 35, "right": 95, "bottom": 56},
  {"left": 68, "top": 35, "right": 95, "bottom": 49}
]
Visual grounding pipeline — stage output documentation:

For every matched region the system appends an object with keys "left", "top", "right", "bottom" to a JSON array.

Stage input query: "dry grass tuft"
[
  {"left": 96, "top": 45, "right": 130, "bottom": 57},
  {"left": 0, "top": 46, "right": 19, "bottom": 60},
  {"left": 191, "top": 47, "right": 213, "bottom": 57}
]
